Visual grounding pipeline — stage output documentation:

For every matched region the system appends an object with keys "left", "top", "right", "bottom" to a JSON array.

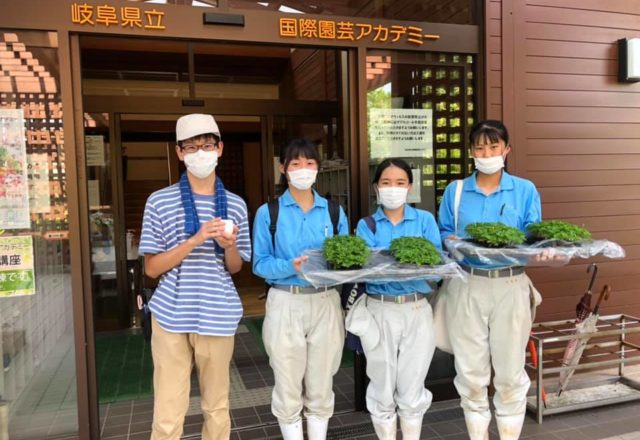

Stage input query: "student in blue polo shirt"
[
  {"left": 139, "top": 114, "right": 251, "bottom": 440},
  {"left": 438, "top": 120, "right": 542, "bottom": 440},
  {"left": 349, "top": 158, "right": 441, "bottom": 440},
  {"left": 252, "top": 139, "right": 349, "bottom": 440}
]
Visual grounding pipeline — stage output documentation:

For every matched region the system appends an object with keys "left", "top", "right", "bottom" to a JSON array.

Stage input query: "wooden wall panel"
[
  {"left": 526, "top": 73, "right": 633, "bottom": 92},
  {"left": 524, "top": 122, "right": 640, "bottom": 138},
  {"left": 527, "top": 139, "right": 640, "bottom": 155},
  {"left": 526, "top": 22, "right": 640, "bottom": 44},
  {"left": 485, "top": 0, "right": 503, "bottom": 120},
  {"left": 529, "top": 170, "right": 640, "bottom": 187},
  {"left": 526, "top": 0, "right": 640, "bottom": 14},
  {"left": 528, "top": 155, "right": 640, "bottom": 171},
  {"left": 525, "top": 5, "right": 640, "bottom": 30},
  {"left": 501, "top": 0, "right": 640, "bottom": 322},
  {"left": 291, "top": 49, "right": 337, "bottom": 101},
  {"left": 526, "top": 90, "right": 640, "bottom": 108}
]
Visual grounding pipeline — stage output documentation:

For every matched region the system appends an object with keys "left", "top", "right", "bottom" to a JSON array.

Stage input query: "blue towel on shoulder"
[{"left": 179, "top": 172, "right": 228, "bottom": 255}]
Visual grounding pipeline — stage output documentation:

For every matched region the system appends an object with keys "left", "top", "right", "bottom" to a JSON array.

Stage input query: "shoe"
[
  {"left": 496, "top": 414, "right": 525, "bottom": 440},
  {"left": 279, "top": 420, "right": 303, "bottom": 440},
  {"left": 399, "top": 416, "right": 423, "bottom": 440},
  {"left": 306, "top": 416, "right": 329, "bottom": 440},
  {"left": 463, "top": 410, "right": 491, "bottom": 440},
  {"left": 371, "top": 415, "right": 397, "bottom": 440}
]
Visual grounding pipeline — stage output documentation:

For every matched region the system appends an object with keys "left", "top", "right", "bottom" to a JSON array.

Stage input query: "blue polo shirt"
[
  {"left": 438, "top": 171, "right": 541, "bottom": 268},
  {"left": 253, "top": 190, "right": 349, "bottom": 286},
  {"left": 357, "top": 205, "right": 442, "bottom": 296}
]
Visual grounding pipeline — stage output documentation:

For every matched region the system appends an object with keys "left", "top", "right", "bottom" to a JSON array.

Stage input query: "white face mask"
[
  {"left": 377, "top": 186, "right": 408, "bottom": 210},
  {"left": 184, "top": 150, "right": 218, "bottom": 179},
  {"left": 288, "top": 168, "right": 318, "bottom": 190},
  {"left": 474, "top": 155, "right": 504, "bottom": 175}
]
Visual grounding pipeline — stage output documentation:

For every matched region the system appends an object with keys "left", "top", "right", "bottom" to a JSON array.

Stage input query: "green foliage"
[
  {"left": 323, "top": 235, "right": 371, "bottom": 270},
  {"left": 390, "top": 237, "right": 442, "bottom": 266},
  {"left": 527, "top": 220, "right": 591, "bottom": 242},
  {"left": 367, "top": 84, "right": 392, "bottom": 110},
  {"left": 465, "top": 222, "right": 526, "bottom": 247}
]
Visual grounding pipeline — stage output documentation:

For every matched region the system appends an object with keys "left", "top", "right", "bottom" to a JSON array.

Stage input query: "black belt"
[
  {"left": 460, "top": 264, "right": 525, "bottom": 278},
  {"left": 367, "top": 293, "right": 427, "bottom": 304},
  {"left": 272, "top": 284, "right": 329, "bottom": 294}
]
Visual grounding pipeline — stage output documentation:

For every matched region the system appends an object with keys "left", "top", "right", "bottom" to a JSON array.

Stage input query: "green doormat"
[
  {"left": 243, "top": 317, "right": 354, "bottom": 369},
  {"left": 95, "top": 333, "right": 153, "bottom": 404}
]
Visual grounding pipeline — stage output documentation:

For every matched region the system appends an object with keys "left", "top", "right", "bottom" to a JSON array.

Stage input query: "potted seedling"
[
  {"left": 390, "top": 237, "right": 442, "bottom": 266},
  {"left": 323, "top": 235, "right": 371, "bottom": 270},
  {"left": 527, "top": 220, "right": 591, "bottom": 246},
  {"left": 465, "top": 222, "right": 526, "bottom": 248}
]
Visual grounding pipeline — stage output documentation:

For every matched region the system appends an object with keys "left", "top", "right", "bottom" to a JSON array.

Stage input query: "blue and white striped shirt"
[{"left": 139, "top": 183, "right": 251, "bottom": 336}]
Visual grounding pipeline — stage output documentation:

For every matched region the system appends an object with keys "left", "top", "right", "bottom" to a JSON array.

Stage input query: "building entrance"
[{"left": 79, "top": 35, "right": 355, "bottom": 437}]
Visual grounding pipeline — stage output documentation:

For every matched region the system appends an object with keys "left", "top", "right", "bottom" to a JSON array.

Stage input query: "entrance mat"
[
  {"left": 96, "top": 332, "right": 153, "bottom": 404},
  {"left": 243, "top": 317, "right": 354, "bottom": 369}
]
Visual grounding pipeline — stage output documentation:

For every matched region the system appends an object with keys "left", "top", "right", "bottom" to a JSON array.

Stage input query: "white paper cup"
[{"left": 221, "top": 219, "right": 234, "bottom": 235}]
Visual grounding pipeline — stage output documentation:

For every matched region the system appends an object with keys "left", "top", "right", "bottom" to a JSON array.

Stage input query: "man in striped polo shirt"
[{"left": 139, "top": 114, "right": 251, "bottom": 440}]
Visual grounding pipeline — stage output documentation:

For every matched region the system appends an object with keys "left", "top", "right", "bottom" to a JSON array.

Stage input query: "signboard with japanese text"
[
  {"left": 0, "top": 109, "right": 31, "bottom": 230},
  {"left": 279, "top": 18, "right": 439, "bottom": 46},
  {"left": 0, "top": 235, "right": 35, "bottom": 297},
  {"left": 71, "top": 3, "right": 166, "bottom": 30},
  {"left": 85, "top": 135, "right": 105, "bottom": 167},
  {"left": 369, "top": 108, "right": 433, "bottom": 159}
]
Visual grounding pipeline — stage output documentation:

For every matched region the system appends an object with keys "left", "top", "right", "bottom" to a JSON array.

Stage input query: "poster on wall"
[
  {"left": 369, "top": 108, "right": 433, "bottom": 159},
  {"left": 85, "top": 135, "right": 106, "bottom": 166},
  {"left": 0, "top": 235, "right": 36, "bottom": 297},
  {"left": 28, "top": 153, "right": 51, "bottom": 214},
  {"left": 0, "top": 109, "right": 30, "bottom": 229}
]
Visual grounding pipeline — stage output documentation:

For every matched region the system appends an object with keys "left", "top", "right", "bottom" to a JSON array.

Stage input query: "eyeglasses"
[{"left": 180, "top": 143, "right": 219, "bottom": 154}]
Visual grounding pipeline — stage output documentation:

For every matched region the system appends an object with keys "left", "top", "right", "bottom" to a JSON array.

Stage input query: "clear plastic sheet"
[
  {"left": 299, "top": 249, "right": 467, "bottom": 288},
  {"left": 445, "top": 238, "right": 626, "bottom": 268}
]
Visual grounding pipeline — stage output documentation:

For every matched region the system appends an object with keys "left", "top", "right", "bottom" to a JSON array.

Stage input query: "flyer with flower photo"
[
  {"left": 0, "top": 235, "right": 35, "bottom": 297},
  {"left": 0, "top": 109, "right": 30, "bottom": 229}
]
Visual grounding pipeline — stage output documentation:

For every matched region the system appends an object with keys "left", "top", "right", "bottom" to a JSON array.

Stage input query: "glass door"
[
  {"left": 0, "top": 30, "right": 78, "bottom": 440},
  {"left": 365, "top": 50, "right": 477, "bottom": 215},
  {"left": 364, "top": 49, "right": 478, "bottom": 401}
]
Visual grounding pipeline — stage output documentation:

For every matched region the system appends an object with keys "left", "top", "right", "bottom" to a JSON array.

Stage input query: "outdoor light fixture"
[{"left": 618, "top": 38, "right": 640, "bottom": 83}]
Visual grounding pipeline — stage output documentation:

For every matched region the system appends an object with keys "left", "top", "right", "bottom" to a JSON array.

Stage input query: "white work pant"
[
  {"left": 262, "top": 287, "right": 345, "bottom": 424},
  {"left": 362, "top": 297, "right": 436, "bottom": 424},
  {"left": 445, "top": 273, "right": 538, "bottom": 425}
]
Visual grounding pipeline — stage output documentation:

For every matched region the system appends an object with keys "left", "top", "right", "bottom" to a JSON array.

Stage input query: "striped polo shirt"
[{"left": 139, "top": 183, "right": 251, "bottom": 336}]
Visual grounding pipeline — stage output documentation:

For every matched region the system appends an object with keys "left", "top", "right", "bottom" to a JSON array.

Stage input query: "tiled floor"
[
  {"left": 7, "top": 330, "right": 79, "bottom": 440},
  {"left": 9, "top": 321, "right": 640, "bottom": 440},
  {"left": 98, "top": 395, "right": 640, "bottom": 439},
  {"left": 95, "top": 322, "right": 640, "bottom": 440}
]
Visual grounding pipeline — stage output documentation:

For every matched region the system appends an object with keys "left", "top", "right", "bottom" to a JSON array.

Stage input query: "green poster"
[{"left": 0, "top": 235, "right": 35, "bottom": 297}]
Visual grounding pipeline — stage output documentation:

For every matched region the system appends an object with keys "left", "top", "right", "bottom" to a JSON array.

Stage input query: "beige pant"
[
  {"left": 445, "top": 273, "right": 537, "bottom": 421},
  {"left": 363, "top": 297, "right": 436, "bottom": 424},
  {"left": 263, "top": 287, "right": 345, "bottom": 424},
  {"left": 150, "top": 316, "right": 235, "bottom": 440}
]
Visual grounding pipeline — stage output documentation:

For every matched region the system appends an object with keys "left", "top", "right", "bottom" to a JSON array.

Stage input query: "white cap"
[{"left": 176, "top": 114, "right": 220, "bottom": 141}]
